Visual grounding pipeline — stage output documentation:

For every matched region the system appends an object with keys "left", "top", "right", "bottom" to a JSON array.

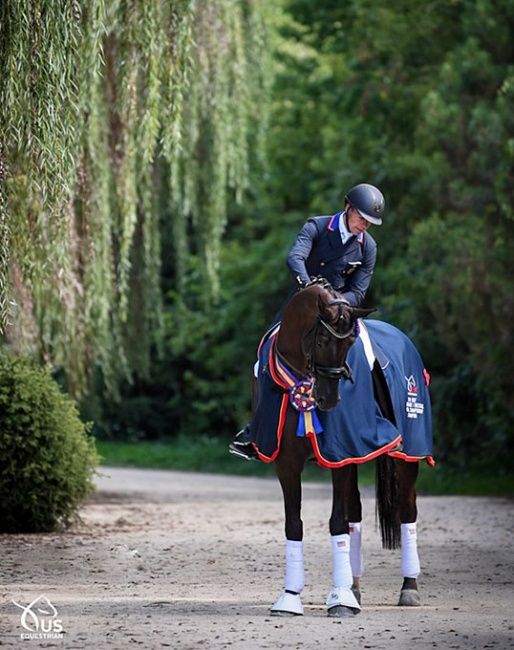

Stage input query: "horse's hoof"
[
  {"left": 270, "top": 591, "right": 304, "bottom": 616},
  {"left": 326, "top": 587, "right": 361, "bottom": 616},
  {"left": 327, "top": 604, "right": 360, "bottom": 618},
  {"left": 398, "top": 588, "right": 421, "bottom": 606}
]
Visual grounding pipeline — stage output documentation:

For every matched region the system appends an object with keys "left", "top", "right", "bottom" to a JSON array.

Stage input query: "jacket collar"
[{"left": 327, "top": 211, "right": 364, "bottom": 244}]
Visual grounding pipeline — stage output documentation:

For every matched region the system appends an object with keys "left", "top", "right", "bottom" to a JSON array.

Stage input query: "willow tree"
[{"left": 0, "top": 0, "right": 272, "bottom": 397}]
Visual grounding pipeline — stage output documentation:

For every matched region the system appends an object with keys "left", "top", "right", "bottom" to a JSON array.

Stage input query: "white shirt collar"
[{"left": 339, "top": 211, "right": 353, "bottom": 244}]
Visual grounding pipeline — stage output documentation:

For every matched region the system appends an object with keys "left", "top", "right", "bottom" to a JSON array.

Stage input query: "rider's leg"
[{"left": 229, "top": 374, "right": 259, "bottom": 460}]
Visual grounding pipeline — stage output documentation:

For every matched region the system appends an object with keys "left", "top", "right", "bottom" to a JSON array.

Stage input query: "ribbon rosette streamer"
[
  {"left": 272, "top": 339, "right": 324, "bottom": 438},
  {"left": 288, "top": 377, "right": 324, "bottom": 437}
]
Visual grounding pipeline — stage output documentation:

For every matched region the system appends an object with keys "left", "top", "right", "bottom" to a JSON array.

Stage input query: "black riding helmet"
[{"left": 345, "top": 183, "right": 385, "bottom": 225}]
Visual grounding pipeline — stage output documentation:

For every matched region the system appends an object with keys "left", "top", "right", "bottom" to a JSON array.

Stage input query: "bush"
[{"left": 0, "top": 354, "right": 101, "bottom": 533}]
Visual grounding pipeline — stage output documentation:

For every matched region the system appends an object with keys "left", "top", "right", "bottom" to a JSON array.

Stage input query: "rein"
[{"left": 274, "top": 346, "right": 306, "bottom": 380}]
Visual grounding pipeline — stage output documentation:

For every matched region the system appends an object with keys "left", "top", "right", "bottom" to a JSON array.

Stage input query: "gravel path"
[{"left": 1, "top": 466, "right": 513, "bottom": 649}]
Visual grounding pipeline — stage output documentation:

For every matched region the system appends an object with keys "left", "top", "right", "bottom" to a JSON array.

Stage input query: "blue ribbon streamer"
[{"left": 296, "top": 409, "right": 324, "bottom": 437}]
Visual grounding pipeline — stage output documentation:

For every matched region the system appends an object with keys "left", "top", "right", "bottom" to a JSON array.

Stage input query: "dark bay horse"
[{"left": 246, "top": 278, "right": 433, "bottom": 617}]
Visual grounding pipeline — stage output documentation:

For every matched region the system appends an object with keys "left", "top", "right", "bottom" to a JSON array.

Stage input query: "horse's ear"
[{"left": 350, "top": 307, "right": 377, "bottom": 320}]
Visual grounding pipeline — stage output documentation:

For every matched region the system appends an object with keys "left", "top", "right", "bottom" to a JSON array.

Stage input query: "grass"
[{"left": 95, "top": 436, "right": 514, "bottom": 497}]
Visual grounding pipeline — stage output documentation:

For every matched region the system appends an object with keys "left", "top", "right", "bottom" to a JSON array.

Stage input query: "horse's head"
[{"left": 277, "top": 279, "right": 374, "bottom": 411}]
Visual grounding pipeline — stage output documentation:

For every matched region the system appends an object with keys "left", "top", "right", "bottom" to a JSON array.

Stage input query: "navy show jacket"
[{"left": 286, "top": 211, "right": 377, "bottom": 307}]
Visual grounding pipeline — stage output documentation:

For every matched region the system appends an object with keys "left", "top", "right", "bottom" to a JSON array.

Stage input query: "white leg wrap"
[
  {"left": 284, "top": 540, "right": 304, "bottom": 594},
  {"left": 401, "top": 522, "right": 420, "bottom": 578},
  {"left": 326, "top": 586, "right": 361, "bottom": 611},
  {"left": 270, "top": 591, "right": 304, "bottom": 615},
  {"left": 329, "top": 534, "right": 360, "bottom": 610},
  {"left": 349, "top": 522, "right": 364, "bottom": 578},
  {"left": 331, "top": 534, "right": 353, "bottom": 589}
]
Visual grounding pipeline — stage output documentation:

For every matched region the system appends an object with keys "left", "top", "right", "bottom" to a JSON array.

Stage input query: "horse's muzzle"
[{"left": 314, "top": 390, "right": 341, "bottom": 412}]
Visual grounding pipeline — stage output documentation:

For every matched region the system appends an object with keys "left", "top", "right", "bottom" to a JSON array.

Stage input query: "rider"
[{"left": 229, "top": 182, "right": 385, "bottom": 460}]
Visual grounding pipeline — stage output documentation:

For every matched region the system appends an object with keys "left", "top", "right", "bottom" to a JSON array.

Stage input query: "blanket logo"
[{"left": 405, "top": 375, "right": 425, "bottom": 419}]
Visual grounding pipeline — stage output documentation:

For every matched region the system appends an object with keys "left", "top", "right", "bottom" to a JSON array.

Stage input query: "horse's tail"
[
  {"left": 375, "top": 453, "right": 401, "bottom": 550},
  {"left": 371, "top": 360, "right": 401, "bottom": 549}
]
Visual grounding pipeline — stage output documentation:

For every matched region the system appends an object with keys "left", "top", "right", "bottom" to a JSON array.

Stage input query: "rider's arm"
[{"left": 286, "top": 219, "right": 320, "bottom": 287}]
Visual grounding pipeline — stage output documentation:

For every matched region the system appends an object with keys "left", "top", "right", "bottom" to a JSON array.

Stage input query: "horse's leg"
[
  {"left": 346, "top": 464, "right": 364, "bottom": 604},
  {"left": 396, "top": 459, "right": 421, "bottom": 606},
  {"left": 270, "top": 424, "right": 307, "bottom": 616},
  {"left": 326, "top": 466, "right": 361, "bottom": 617}
]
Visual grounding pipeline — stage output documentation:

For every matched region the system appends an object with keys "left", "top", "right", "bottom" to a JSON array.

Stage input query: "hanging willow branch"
[
  {"left": 0, "top": 0, "right": 272, "bottom": 398},
  {"left": 0, "top": 144, "right": 10, "bottom": 331}
]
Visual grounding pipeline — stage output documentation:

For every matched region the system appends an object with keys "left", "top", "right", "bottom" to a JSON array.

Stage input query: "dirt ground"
[{"left": 1, "top": 466, "right": 513, "bottom": 650}]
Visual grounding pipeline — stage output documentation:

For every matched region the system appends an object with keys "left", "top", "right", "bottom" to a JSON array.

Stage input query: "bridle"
[
  {"left": 307, "top": 298, "right": 355, "bottom": 381},
  {"left": 275, "top": 297, "right": 355, "bottom": 382}
]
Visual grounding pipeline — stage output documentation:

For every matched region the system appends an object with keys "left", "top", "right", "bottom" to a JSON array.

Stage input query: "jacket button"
[{"left": 320, "top": 262, "right": 325, "bottom": 267}]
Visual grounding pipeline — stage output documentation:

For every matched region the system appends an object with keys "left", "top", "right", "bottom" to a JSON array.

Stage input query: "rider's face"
[{"left": 346, "top": 206, "right": 371, "bottom": 236}]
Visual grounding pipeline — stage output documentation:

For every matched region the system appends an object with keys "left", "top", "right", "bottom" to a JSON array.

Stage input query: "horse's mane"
[
  {"left": 304, "top": 276, "right": 334, "bottom": 291},
  {"left": 303, "top": 276, "right": 340, "bottom": 300}
]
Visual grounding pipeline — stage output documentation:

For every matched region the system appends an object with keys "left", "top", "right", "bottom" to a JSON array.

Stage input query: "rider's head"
[{"left": 344, "top": 184, "right": 385, "bottom": 230}]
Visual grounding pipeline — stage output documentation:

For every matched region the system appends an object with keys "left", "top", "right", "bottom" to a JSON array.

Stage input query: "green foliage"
[
  {"left": 161, "top": 213, "right": 300, "bottom": 437},
  {"left": 87, "top": 209, "right": 301, "bottom": 441},
  {"left": 0, "top": 354, "right": 101, "bottom": 533},
  {"left": 0, "top": 0, "right": 272, "bottom": 398}
]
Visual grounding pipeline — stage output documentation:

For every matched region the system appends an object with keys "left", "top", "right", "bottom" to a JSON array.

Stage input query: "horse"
[{"left": 245, "top": 278, "right": 433, "bottom": 617}]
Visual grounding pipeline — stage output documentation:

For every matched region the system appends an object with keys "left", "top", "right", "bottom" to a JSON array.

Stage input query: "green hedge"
[{"left": 0, "top": 354, "right": 101, "bottom": 533}]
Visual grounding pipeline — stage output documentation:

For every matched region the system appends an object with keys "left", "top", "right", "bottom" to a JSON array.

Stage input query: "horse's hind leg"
[
  {"left": 326, "top": 466, "right": 361, "bottom": 617},
  {"left": 396, "top": 459, "right": 421, "bottom": 606}
]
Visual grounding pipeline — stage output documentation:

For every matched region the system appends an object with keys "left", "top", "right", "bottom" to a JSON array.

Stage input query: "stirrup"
[
  {"left": 228, "top": 440, "right": 258, "bottom": 461},
  {"left": 228, "top": 427, "right": 258, "bottom": 461}
]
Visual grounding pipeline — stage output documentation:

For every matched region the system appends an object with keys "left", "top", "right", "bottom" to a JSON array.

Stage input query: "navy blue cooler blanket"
[{"left": 248, "top": 319, "right": 434, "bottom": 468}]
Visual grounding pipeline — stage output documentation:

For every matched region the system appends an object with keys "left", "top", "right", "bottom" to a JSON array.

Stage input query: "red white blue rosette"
[{"left": 289, "top": 378, "right": 317, "bottom": 412}]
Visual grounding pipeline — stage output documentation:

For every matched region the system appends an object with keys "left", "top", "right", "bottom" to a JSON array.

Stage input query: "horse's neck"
[
  {"left": 276, "top": 330, "right": 308, "bottom": 377},
  {"left": 277, "top": 287, "right": 322, "bottom": 375}
]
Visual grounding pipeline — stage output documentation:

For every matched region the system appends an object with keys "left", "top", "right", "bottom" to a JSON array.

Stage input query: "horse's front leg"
[
  {"left": 326, "top": 465, "right": 361, "bottom": 617},
  {"left": 270, "top": 426, "right": 307, "bottom": 616},
  {"left": 345, "top": 464, "right": 364, "bottom": 604},
  {"left": 396, "top": 459, "right": 421, "bottom": 606}
]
